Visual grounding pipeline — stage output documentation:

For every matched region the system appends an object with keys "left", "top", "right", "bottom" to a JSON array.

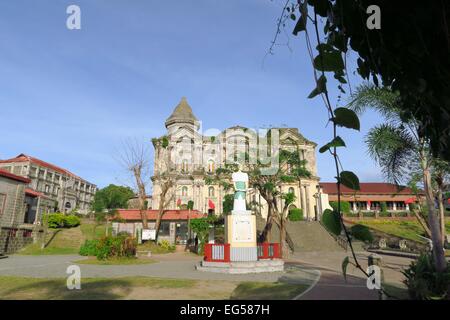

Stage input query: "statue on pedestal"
[{"left": 231, "top": 169, "right": 248, "bottom": 213}]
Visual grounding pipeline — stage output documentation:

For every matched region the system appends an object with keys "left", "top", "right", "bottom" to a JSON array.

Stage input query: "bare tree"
[
  {"left": 152, "top": 137, "right": 176, "bottom": 242},
  {"left": 117, "top": 138, "right": 151, "bottom": 229}
]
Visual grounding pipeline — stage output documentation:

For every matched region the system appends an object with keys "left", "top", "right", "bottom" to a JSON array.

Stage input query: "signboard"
[{"left": 142, "top": 229, "right": 156, "bottom": 240}]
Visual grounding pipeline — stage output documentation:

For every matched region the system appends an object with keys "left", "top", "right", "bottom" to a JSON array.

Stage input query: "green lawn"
[
  {"left": 0, "top": 276, "right": 307, "bottom": 300},
  {"left": 230, "top": 282, "right": 308, "bottom": 300},
  {"left": 18, "top": 220, "right": 110, "bottom": 256},
  {"left": 354, "top": 219, "right": 449, "bottom": 243},
  {"left": 75, "top": 257, "right": 157, "bottom": 265},
  {"left": 137, "top": 240, "right": 176, "bottom": 254}
]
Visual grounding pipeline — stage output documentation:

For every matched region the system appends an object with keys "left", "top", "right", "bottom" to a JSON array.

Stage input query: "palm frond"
[
  {"left": 347, "top": 84, "right": 401, "bottom": 121},
  {"left": 365, "top": 124, "right": 417, "bottom": 184}
]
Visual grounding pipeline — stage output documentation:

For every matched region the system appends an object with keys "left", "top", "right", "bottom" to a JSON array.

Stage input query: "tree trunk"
[
  {"left": 423, "top": 166, "right": 446, "bottom": 272},
  {"left": 412, "top": 209, "right": 432, "bottom": 238},
  {"left": 133, "top": 167, "right": 148, "bottom": 229},
  {"left": 260, "top": 201, "right": 274, "bottom": 242},
  {"left": 279, "top": 215, "right": 286, "bottom": 258},
  {"left": 437, "top": 188, "right": 446, "bottom": 245}
]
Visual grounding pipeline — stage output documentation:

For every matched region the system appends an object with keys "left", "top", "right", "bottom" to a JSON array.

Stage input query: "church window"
[
  {"left": 182, "top": 186, "right": 188, "bottom": 197},
  {"left": 181, "top": 159, "right": 188, "bottom": 173},
  {"left": 288, "top": 187, "right": 295, "bottom": 195},
  {"left": 208, "top": 187, "right": 215, "bottom": 197},
  {"left": 207, "top": 160, "right": 215, "bottom": 173}
]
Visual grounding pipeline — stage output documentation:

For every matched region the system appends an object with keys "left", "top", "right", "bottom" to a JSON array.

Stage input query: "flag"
[
  {"left": 367, "top": 200, "right": 371, "bottom": 207},
  {"left": 404, "top": 197, "right": 416, "bottom": 204},
  {"left": 208, "top": 199, "right": 215, "bottom": 209},
  {"left": 176, "top": 199, "right": 181, "bottom": 207}
]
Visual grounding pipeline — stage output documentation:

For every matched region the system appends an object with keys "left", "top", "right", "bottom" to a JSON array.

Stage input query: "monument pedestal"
[{"left": 225, "top": 210, "right": 257, "bottom": 262}]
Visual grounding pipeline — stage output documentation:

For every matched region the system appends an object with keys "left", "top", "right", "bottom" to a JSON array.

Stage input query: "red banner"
[
  {"left": 404, "top": 197, "right": 416, "bottom": 204},
  {"left": 208, "top": 199, "right": 215, "bottom": 209},
  {"left": 176, "top": 199, "right": 181, "bottom": 207}
]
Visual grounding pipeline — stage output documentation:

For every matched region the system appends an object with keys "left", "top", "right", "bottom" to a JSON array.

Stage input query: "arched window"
[
  {"left": 182, "top": 186, "right": 188, "bottom": 197},
  {"left": 208, "top": 160, "right": 215, "bottom": 173},
  {"left": 208, "top": 186, "right": 215, "bottom": 197},
  {"left": 288, "top": 187, "right": 295, "bottom": 195},
  {"left": 181, "top": 159, "right": 188, "bottom": 173}
]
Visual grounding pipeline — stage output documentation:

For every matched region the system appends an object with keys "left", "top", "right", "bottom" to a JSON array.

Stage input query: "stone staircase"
[{"left": 256, "top": 216, "right": 344, "bottom": 252}]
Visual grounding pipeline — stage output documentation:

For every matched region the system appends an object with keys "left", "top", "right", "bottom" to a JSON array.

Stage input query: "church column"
[{"left": 301, "top": 185, "right": 307, "bottom": 217}]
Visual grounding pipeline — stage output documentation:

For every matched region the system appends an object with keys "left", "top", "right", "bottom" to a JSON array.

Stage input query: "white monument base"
[
  {"left": 196, "top": 259, "right": 284, "bottom": 274},
  {"left": 225, "top": 211, "right": 258, "bottom": 262}
]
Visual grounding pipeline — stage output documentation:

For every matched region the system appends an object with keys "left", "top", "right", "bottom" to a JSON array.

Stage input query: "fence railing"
[
  {"left": 257, "top": 243, "right": 281, "bottom": 259},
  {"left": 204, "top": 243, "right": 230, "bottom": 262},
  {"left": 204, "top": 243, "right": 281, "bottom": 262}
]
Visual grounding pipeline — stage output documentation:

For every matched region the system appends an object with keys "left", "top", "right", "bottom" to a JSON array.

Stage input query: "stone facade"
[
  {"left": 0, "top": 154, "right": 96, "bottom": 215},
  {"left": 151, "top": 98, "right": 324, "bottom": 220},
  {"left": 0, "top": 170, "right": 43, "bottom": 254}
]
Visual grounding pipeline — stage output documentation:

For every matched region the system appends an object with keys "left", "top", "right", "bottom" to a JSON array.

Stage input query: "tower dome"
[{"left": 165, "top": 97, "right": 199, "bottom": 129}]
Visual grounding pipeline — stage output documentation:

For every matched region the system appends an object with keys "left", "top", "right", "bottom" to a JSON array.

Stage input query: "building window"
[
  {"left": 0, "top": 193, "right": 6, "bottom": 216},
  {"left": 207, "top": 160, "right": 215, "bottom": 173},
  {"left": 396, "top": 202, "right": 406, "bottom": 210},
  {"left": 182, "top": 186, "right": 188, "bottom": 197},
  {"left": 288, "top": 187, "right": 295, "bottom": 195},
  {"left": 159, "top": 221, "right": 171, "bottom": 236},
  {"left": 208, "top": 187, "right": 215, "bottom": 197},
  {"left": 23, "top": 230, "right": 33, "bottom": 238},
  {"left": 45, "top": 185, "right": 50, "bottom": 193},
  {"left": 181, "top": 159, "right": 188, "bottom": 173}
]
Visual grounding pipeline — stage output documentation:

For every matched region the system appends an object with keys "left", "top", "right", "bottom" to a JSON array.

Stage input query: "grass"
[
  {"left": 17, "top": 220, "right": 111, "bottom": 256},
  {"left": 230, "top": 281, "right": 308, "bottom": 300},
  {"left": 18, "top": 227, "right": 83, "bottom": 255},
  {"left": 0, "top": 276, "right": 306, "bottom": 300},
  {"left": 355, "top": 220, "right": 431, "bottom": 243},
  {"left": 0, "top": 276, "right": 197, "bottom": 300},
  {"left": 75, "top": 257, "right": 157, "bottom": 265},
  {"left": 137, "top": 241, "right": 176, "bottom": 254}
]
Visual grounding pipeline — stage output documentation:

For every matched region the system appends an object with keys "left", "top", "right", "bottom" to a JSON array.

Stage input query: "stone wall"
[{"left": 0, "top": 227, "right": 37, "bottom": 254}]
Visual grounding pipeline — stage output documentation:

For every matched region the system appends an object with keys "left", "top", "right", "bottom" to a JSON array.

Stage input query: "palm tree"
[{"left": 348, "top": 84, "right": 447, "bottom": 272}]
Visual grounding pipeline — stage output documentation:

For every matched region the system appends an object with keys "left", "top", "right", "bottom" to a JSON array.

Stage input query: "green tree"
[
  {"left": 222, "top": 194, "right": 234, "bottom": 215},
  {"left": 349, "top": 84, "right": 447, "bottom": 271},
  {"left": 92, "top": 184, "right": 134, "bottom": 212},
  {"left": 207, "top": 147, "right": 311, "bottom": 255}
]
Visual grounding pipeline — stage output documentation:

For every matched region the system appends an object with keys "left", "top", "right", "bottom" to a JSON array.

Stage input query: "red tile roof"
[
  {"left": 320, "top": 182, "right": 420, "bottom": 195},
  {"left": 117, "top": 209, "right": 205, "bottom": 221},
  {"left": 0, "top": 169, "right": 31, "bottom": 183},
  {"left": 25, "top": 188, "right": 49, "bottom": 199},
  {"left": 0, "top": 154, "right": 85, "bottom": 181}
]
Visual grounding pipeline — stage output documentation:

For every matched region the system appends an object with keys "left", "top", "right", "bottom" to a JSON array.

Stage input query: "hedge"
[
  {"left": 322, "top": 209, "right": 342, "bottom": 236},
  {"left": 46, "top": 213, "right": 80, "bottom": 228},
  {"left": 350, "top": 224, "right": 374, "bottom": 243},
  {"left": 329, "top": 201, "right": 351, "bottom": 214},
  {"left": 288, "top": 208, "right": 303, "bottom": 221}
]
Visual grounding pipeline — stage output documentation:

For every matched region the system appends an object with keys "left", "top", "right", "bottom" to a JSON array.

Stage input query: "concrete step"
[
  {"left": 256, "top": 216, "right": 344, "bottom": 252},
  {"left": 196, "top": 260, "right": 284, "bottom": 274}
]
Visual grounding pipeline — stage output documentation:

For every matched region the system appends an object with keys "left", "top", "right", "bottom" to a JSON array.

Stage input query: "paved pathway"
[
  {"left": 0, "top": 251, "right": 410, "bottom": 300},
  {"left": 0, "top": 254, "right": 317, "bottom": 284}
]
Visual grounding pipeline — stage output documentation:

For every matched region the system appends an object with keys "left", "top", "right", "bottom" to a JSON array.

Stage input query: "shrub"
[
  {"left": 95, "top": 235, "right": 137, "bottom": 260},
  {"left": 379, "top": 211, "right": 391, "bottom": 217},
  {"left": 380, "top": 202, "right": 387, "bottom": 213},
  {"left": 158, "top": 239, "right": 176, "bottom": 252},
  {"left": 79, "top": 239, "right": 99, "bottom": 256},
  {"left": 363, "top": 211, "right": 375, "bottom": 217},
  {"left": 288, "top": 208, "right": 303, "bottom": 221},
  {"left": 322, "top": 209, "right": 342, "bottom": 236},
  {"left": 64, "top": 215, "right": 81, "bottom": 228},
  {"left": 47, "top": 213, "right": 66, "bottom": 228},
  {"left": 46, "top": 213, "right": 80, "bottom": 228},
  {"left": 350, "top": 224, "right": 374, "bottom": 243},
  {"left": 329, "top": 201, "right": 351, "bottom": 214},
  {"left": 402, "top": 254, "right": 450, "bottom": 300}
]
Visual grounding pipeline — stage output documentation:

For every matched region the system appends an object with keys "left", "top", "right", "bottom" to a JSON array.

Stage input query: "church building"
[{"left": 151, "top": 97, "right": 325, "bottom": 220}]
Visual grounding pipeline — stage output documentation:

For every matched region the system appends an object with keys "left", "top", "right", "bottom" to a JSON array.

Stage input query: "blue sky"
[{"left": 0, "top": 0, "right": 384, "bottom": 189}]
